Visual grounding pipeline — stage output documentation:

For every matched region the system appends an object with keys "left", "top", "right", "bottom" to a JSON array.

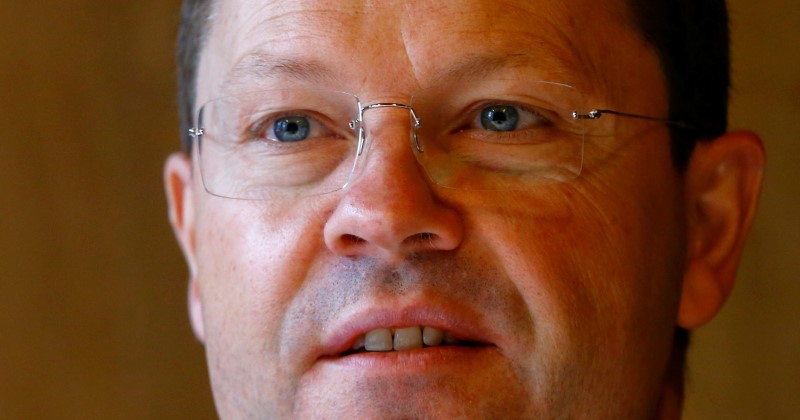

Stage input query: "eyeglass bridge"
[{"left": 349, "top": 102, "right": 425, "bottom": 154}]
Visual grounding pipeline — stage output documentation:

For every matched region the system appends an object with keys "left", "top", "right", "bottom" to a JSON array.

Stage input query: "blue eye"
[
  {"left": 480, "top": 105, "right": 519, "bottom": 131},
  {"left": 273, "top": 116, "right": 310, "bottom": 142}
]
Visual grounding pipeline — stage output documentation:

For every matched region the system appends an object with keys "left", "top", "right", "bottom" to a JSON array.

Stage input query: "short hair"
[
  {"left": 628, "top": 1, "right": 730, "bottom": 171},
  {"left": 175, "top": 1, "right": 731, "bottom": 172},
  {"left": 176, "top": 0, "right": 213, "bottom": 154}
]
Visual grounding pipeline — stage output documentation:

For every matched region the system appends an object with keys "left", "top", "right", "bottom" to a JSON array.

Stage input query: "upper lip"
[{"left": 317, "top": 299, "right": 501, "bottom": 358}]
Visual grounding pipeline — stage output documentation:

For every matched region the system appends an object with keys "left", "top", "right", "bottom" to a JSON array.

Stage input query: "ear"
[
  {"left": 678, "top": 131, "right": 765, "bottom": 329},
  {"left": 164, "top": 152, "right": 205, "bottom": 342}
]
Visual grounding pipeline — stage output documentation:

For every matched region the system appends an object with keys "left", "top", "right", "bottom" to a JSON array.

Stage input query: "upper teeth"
[{"left": 356, "top": 326, "right": 459, "bottom": 352}]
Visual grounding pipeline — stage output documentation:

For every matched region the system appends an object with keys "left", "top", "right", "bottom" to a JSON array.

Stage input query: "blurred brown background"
[{"left": 0, "top": 1, "right": 796, "bottom": 418}]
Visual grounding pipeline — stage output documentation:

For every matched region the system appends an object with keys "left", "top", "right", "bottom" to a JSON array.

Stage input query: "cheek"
[
  {"left": 464, "top": 169, "right": 683, "bottom": 393},
  {"left": 195, "top": 198, "right": 331, "bottom": 324},
  {"left": 192, "top": 196, "right": 332, "bottom": 405}
]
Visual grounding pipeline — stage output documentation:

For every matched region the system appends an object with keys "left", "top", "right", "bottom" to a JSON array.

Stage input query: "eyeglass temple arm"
[{"left": 573, "top": 109, "right": 693, "bottom": 130}]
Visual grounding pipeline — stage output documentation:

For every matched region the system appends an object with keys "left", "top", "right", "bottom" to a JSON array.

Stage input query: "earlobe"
[
  {"left": 678, "top": 131, "right": 765, "bottom": 329},
  {"left": 164, "top": 152, "right": 205, "bottom": 341},
  {"left": 188, "top": 275, "right": 205, "bottom": 342}
]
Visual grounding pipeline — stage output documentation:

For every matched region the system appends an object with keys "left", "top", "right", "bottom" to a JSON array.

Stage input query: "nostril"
[
  {"left": 342, "top": 234, "right": 366, "bottom": 245},
  {"left": 404, "top": 232, "right": 438, "bottom": 247}
]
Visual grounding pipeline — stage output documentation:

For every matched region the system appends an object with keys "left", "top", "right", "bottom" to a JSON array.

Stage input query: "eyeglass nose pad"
[
  {"left": 357, "top": 125, "right": 366, "bottom": 156},
  {"left": 345, "top": 103, "right": 423, "bottom": 190},
  {"left": 348, "top": 119, "right": 366, "bottom": 156},
  {"left": 411, "top": 114, "right": 424, "bottom": 153},
  {"left": 343, "top": 123, "right": 371, "bottom": 189},
  {"left": 412, "top": 131, "right": 423, "bottom": 152}
]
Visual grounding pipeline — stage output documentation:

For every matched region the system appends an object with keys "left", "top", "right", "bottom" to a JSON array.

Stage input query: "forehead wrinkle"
[
  {"left": 402, "top": 11, "right": 591, "bottom": 92},
  {"left": 207, "top": 1, "right": 368, "bottom": 96},
  {"left": 236, "top": 1, "right": 359, "bottom": 37},
  {"left": 434, "top": 50, "right": 578, "bottom": 87},
  {"left": 220, "top": 52, "right": 340, "bottom": 93}
]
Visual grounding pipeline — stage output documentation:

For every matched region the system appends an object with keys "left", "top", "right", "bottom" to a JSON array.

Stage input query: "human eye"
[
  {"left": 247, "top": 111, "right": 338, "bottom": 143},
  {"left": 477, "top": 103, "right": 552, "bottom": 132},
  {"left": 473, "top": 102, "right": 551, "bottom": 132},
  {"left": 453, "top": 101, "right": 558, "bottom": 145}
]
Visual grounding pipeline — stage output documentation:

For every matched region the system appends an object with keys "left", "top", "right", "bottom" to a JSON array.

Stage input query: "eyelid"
[
  {"left": 244, "top": 110, "right": 341, "bottom": 142},
  {"left": 465, "top": 101, "right": 555, "bottom": 131}
]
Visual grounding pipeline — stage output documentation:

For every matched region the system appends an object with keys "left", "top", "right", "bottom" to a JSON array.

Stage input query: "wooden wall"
[
  {"left": 0, "top": 1, "right": 796, "bottom": 418},
  {"left": 684, "top": 1, "right": 800, "bottom": 418},
  {"left": 0, "top": 2, "right": 215, "bottom": 418}
]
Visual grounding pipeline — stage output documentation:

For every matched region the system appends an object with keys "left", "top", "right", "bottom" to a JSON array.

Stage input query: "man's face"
[{"left": 185, "top": 0, "right": 688, "bottom": 417}]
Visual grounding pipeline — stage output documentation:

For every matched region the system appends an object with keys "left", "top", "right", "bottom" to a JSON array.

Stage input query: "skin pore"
[{"left": 165, "top": 0, "right": 764, "bottom": 418}]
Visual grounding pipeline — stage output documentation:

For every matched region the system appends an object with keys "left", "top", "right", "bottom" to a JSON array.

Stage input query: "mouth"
[
  {"left": 339, "top": 325, "right": 489, "bottom": 357},
  {"left": 318, "top": 305, "right": 499, "bottom": 361}
]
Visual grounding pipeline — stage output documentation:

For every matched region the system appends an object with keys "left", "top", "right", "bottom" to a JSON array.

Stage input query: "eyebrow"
[
  {"left": 441, "top": 48, "right": 579, "bottom": 87},
  {"left": 221, "top": 48, "right": 579, "bottom": 95},
  {"left": 440, "top": 54, "right": 532, "bottom": 83},
  {"left": 222, "top": 52, "right": 339, "bottom": 91}
]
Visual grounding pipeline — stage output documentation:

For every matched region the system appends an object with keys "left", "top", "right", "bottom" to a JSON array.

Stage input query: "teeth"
[
  {"left": 351, "top": 335, "right": 365, "bottom": 351},
  {"left": 364, "top": 328, "right": 393, "bottom": 351},
  {"left": 443, "top": 331, "right": 459, "bottom": 345},
  {"left": 422, "top": 326, "right": 443, "bottom": 346},
  {"left": 350, "top": 326, "right": 462, "bottom": 353},
  {"left": 393, "top": 326, "right": 423, "bottom": 350}
]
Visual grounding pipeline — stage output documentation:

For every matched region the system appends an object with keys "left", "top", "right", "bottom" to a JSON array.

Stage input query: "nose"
[{"left": 323, "top": 106, "right": 463, "bottom": 263}]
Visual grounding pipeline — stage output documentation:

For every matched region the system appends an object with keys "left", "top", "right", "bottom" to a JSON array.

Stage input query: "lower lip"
[{"left": 317, "top": 345, "right": 499, "bottom": 373}]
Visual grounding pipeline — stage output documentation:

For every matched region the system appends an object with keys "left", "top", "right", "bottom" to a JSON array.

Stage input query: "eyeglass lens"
[{"left": 195, "top": 80, "right": 589, "bottom": 200}]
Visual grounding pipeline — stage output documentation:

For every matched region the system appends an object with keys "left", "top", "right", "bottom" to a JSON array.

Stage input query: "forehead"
[{"left": 199, "top": 0, "right": 645, "bottom": 101}]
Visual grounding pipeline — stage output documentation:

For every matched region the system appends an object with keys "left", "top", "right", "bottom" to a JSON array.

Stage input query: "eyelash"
[
  {"left": 236, "top": 101, "right": 558, "bottom": 145},
  {"left": 463, "top": 101, "right": 555, "bottom": 132},
  {"left": 244, "top": 111, "right": 337, "bottom": 143}
]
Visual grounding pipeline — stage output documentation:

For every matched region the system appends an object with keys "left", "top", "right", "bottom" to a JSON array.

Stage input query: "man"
[{"left": 164, "top": 0, "right": 764, "bottom": 417}]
